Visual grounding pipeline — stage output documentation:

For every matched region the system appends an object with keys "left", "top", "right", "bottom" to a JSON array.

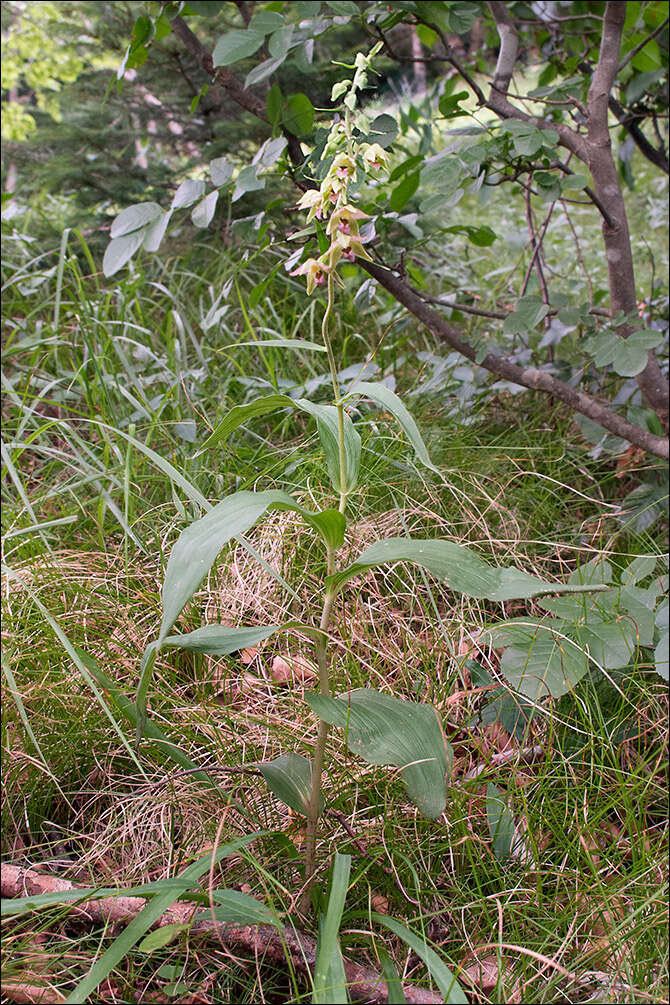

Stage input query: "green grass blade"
[
  {"left": 313, "top": 853, "right": 352, "bottom": 1004},
  {"left": 65, "top": 836, "right": 262, "bottom": 1004},
  {"left": 370, "top": 915, "right": 467, "bottom": 1003},
  {"left": 2, "top": 566, "right": 148, "bottom": 780},
  {"left": 73, "top": 648, "right": 220, "bottom": 789}
]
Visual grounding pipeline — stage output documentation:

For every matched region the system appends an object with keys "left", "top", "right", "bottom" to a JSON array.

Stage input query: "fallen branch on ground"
[{"left": 1, "top": 864, "right": 444, "bottom": 1005}]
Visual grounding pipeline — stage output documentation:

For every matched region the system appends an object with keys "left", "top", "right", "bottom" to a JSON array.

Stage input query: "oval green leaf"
[
  {"left": 260, "top": 753, "right": 315, "bottom": 816},
  {"left": 307, "top": 688, "right": 452, "bottom": 819}
]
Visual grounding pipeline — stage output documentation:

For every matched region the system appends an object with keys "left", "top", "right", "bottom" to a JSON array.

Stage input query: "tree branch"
[
  {"left": 486, "top": 2, "right": 588, "bottom": 162},
  {"left": 1, "top": 864, "right": 442, "bottom": 1005},
  {"left": 617, "top": 16, "right": 669, "bottom": 73},
  {"left": 359, "top": 259, "right": 669, "bottom": 460},
  {"left": 585, "top": 1, "right": 669, "bottom": 423},
  {"left": 168, "top": 15, "right": 304, "bottom": 168},
  {"left": 608, "top": 94, "right": 669, "bottom": 175}
]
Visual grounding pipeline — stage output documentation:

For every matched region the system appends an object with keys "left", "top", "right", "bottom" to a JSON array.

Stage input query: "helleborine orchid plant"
[{"left": 137, "top": 47, "right": 606, "bottom": 912}]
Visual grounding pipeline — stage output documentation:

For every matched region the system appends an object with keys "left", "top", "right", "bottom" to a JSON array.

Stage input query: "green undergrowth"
[{"left": 2, "top": 242, "right": 668, "bottom": 1003}]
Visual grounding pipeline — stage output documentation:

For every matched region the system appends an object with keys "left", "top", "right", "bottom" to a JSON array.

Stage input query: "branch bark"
[
  {"left": 608, "top": 95, "right": 669, "bottom": 175},
  {"left": 1, "top": 864, "right": 442, "bottom": 1005},
  {"left": 584, "top": 2, "right": 669, "bottom": 424},
  {"left": 359, "top": 259, "right": 669, "bottom": 460}
]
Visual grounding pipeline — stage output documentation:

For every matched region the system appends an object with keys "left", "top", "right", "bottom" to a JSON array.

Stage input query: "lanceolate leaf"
[
  {"left": 327, "top": 538, "right": 608, "bottom": 602},
  {"left": 259, "top": 753, "right": 315, "bottom": 815},
  {"left": 158, "top": 490, "right": 347, "bottom": 642},
  {"left": 195, "top": 394, "right": 295, "bottom": 455},
  {"left": 351, "top": 381, "right": 438, "bottom": 473},
  {"left": 307, "top": 689, "right": 452, "bottom": 819},
  {"left": 295, "top": 398, "right": 361, "bottom": 493},
  {"left": 370, "top": 915, "right": 468, "bottom": 1004},
  {"left": 161, "top": 624, "right": 281, "bottom": 655},
  {"left": 313, "top": 854, "right": 352, "bottom": 1004}
]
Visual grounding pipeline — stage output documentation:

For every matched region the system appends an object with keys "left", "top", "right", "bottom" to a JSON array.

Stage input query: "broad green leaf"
[
  {"left": 575, "top": 619, "right": 638, "bottom": 669},
  {"left": 248, "top": 10, "right": 284, "bottom": 33},
  {"left": 110, "top": 202, "right": 163, "bottom": 238},
  {"left": 389, "top": 154, "right": 424, "bottom": 182},
  {"left": 305, "top": 509, "right": 346, "bottom": 550},
  {"left": 212, "top": 29, "right": 264, "bottom": 67},
  {"left": 325, "top": 0, "right": 359, "bottom": 13},
  {"left": 66, "top": 837, "right": 260, "bottom": 1004},
  {"left": 444, "top": 0, "right": 479, "bottom": 33},
  {"left": 444, "top": 224, "right": 496, "bottom": 246},
  {"left": 307, "top": 689, "right": 451, "bottom": 819},
  {"left": 194, "top": 889, "right": 279, "bottom": 927},
  {"left": 260, "top": 753, "right": 315, "bottom": 815},
  {"left": 654, "top": 630, "right": 669, "bottom": 680},
  {"left": 313, "top": 854, "right": 352, "bottom": 1004},
  {"left": 232, "top": 165, "right": 265, "bottom": 202},
  {"left": 351, "top": 381, "right": 438, "bottom": 473},
  {"left": 584, "top": 329, "right": 664, "bottom": 377},
  {"left": 619, "top": 583, "right": 658, "bottom": 646},
  {"left": 283, "top": 93, "right": 314, "bottom": 136},
  {"left": 187, "top": 0, "right": 227, "bottom": 13},
  {"left": 171, "top": 179, "right": 206, "bottom": 209},
  {"left": 503, "top": 295, "right": 550, "bottom": 335},
  {"left": 488, "top": 620, "right": 589, "bottom": 700},
  {"left": 439, "top": 90, "right": 469, "bottom": 117},
  {"left": 367, "top": 113, "right": 398, "bottom": 149},
  {"left": 210, "top": 156, "right": 233, "bottom": 186},
  {"left": 245, "top": 55, "right": 286, "bottom": 88},
  {"left": 257, "top": 135, "right": 288, "bottom": 167},
  {"left": 138, "top": 924, "right": 189, "bottom": 953},
  {"left": 534, "top": 170, "right": 561, "bottom": 201},
  {"left": 159, "top": 490, "right": 293, "bottom": 642},
  {"left": 161, "top": 624, "right": 280, "bottom": 655},
  {"left": 327, "top": 538, "right": 608, "bottom": 602},
  {"left": 195, "top": 394, "right": 295, "bottom": 455},
  {"left": 268, "top": 25, "right": 294, "bottom": 59},
  {"left": 486, "top": 783, "right": 516, "bottom": 863},
  {"left": 295, "top": 398, "right": 361, "bottom": 493},
  {"left": 370, "top": 915, "right": 468, "bottom": 1004},
  {"left": 142, "top": 210, "right": 171, "bottom": 252},
  {"left": 267, "top": 82, "right": 282, "bottom": 126},
  {"left": 498, "top": 119, "right": 555, "bottom": 157},
  {"left": 102, "top": 230, "right": 145, "bottom": 277},
  {"left": 159, "top": 490, "right": 341, "bottom": 642},
  {"left": 389, "top": 171, "right": 420, "bottom": 212},
  {"left": 621, "top": 555, "right": 658, "bottom": 585},
  {"left": 191, "top": 190, "right": 219, "bottom": 228}
]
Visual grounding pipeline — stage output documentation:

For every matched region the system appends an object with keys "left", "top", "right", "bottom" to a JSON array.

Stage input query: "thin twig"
[{"left": 617, "top": 16, "right": 669, "bottom": 73}]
